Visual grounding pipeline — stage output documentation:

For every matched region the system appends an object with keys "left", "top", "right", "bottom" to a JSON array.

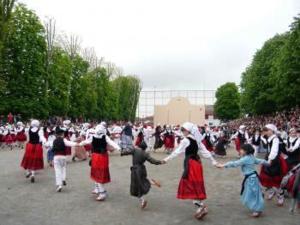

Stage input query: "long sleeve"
[
  {"left": 268, "top": 138, "right": 279, "bottom": 161},
  {"left": 38, "top": 129, "right": 47, "bottom": 145},
  {"left": 224, "top": 157, "right": 248, "bottom": 168},
  {"left": 254, "top": 158, "right": 269, "bottom": 166},
  {"left": 79, "top": 136, "right": 93, "bottom": 146},
  {"left": 120, "top": 148, "right": 134, "bottom": 156},
  {"left": 146, "top": 153, "right": 162, "bottom": 165},
  {"left": 198, "top": 142, "right": 217, "bottom": 165},
  {"left": 289, "top": 138, "right": 300, "bottom": 152},
  {"left": 106, "top": 136, "right": 121, "bottom": 151},
  {"left": 230, "top": 131, "right": 238, "bottom": 140},
  {"left": 64, "top": 138, "right": 78, "bottom": 147},
  {"left": 163, "top": 138, "right": 189, "bottom": 161}
]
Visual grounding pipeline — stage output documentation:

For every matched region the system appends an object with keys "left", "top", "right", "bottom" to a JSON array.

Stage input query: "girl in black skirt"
[{"left": 121, "top": 141, "right": 165, "bottom": 209}]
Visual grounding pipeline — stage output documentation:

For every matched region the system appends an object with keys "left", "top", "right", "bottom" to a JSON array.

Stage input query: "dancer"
[
  {"left": 231, "top": 125, "right": 249, "bottom": 156},
  {"left": 79, "top": 124, "right": 121, "bottom": 201},
  {"left": 21, "top": 120, "right": 46, "bottom": 183},
  {"left": 163, "top": 122, "right": 217, "bottom": 220},
  {"left": 216, "top": 144, "right": 269, "bottom": 217},
  {"left": 52, "top": 127, "right": 78, "bottom": 192},
  {"left": 16, "top": 122, "right": 27, "bottom": 149},
  {"left": 284, "top": 128, "right": 300, "bottom": 169},
  {"left": 259, "top": 124, "right": 288, "bottom": 206},
  {"left": 251, "top": 129, "right": 261, "bottom": 157},
  {"left": 162, "top": 125, "right": 175, "bottom": 154},
  {"left": 121, "top": 141, "right": 165, "bottom": 209}
]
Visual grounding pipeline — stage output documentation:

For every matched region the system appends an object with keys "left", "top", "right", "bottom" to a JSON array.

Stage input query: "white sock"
[
  {"left": 193, "top": 200, "right": 203, "bottom": 207},
  {"left": 98, "top": 183, "right": 106, "bottom": 193}
]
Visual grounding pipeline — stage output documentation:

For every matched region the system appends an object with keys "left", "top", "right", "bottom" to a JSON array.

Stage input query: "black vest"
[
  {"left": 286, "top": 137, "right": 300, "bottom": 166},
  {"left": 92, "top": 136, "right": 107, "bottom": 154},
  {"left": 238, "top": 132, "right": 246, "bottom": 143},
  {"left": 252, "top": 135, "right": 261, "bottom": 146},
  {"left": 52, "top": 137, "right": 66, "bottom": 156},
  {"left": 185, "top": 137, "right": 199, "bottom": 158},
  {"left": 29, "top": 128, "right": 40, "bottom": 144}
]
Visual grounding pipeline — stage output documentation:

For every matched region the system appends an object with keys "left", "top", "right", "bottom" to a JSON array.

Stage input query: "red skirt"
[
  {"left": 235, "top": 138, "right": 241, "bottom": 152},
  {"left": 202, "top": 139, "right": 214, "bottom": 152},
  {"left": 0, "top": 135, "right": 4, "bottom": 142},
  {"left": 260, "top": 156, "right": 288, "bottom": 188},
  {"left": 5, "top": 134, "right": 14, "bottom": 144},
  {"left": 21, "top": 143, "right": 44, "bottom": 170},
  {"left": 177, "top": 159, "right": 207, "bottom": 200},
  {"left": 164, "top": 136, "right": 175, "bottom": 148},
  {"left": 90, "top": 152, "right": 110, "bottom": 184},
  {"left": 16, "top": 132, "right": 27, "bottom": 142}
]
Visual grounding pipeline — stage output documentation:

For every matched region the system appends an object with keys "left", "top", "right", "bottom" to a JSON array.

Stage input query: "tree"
[
  {"left": 48, "top": 47, "right": 72, "bottom": 116},
  {"left": 1, "top": 4, "right": 47, "bottom": 118},
  {"left": 113, "top": 75, "right": 142, "bottom": 121},
  {"left": 0, "top": 0, "right": 16, "bottom": 97},
  {"left": 240, "top": 34, "right": 288, "bottom": 115},
  {"left": 272, "top": 16, "right": 300, "bottom": 110},
  {"left": 214, "top": 82, "right": 240, "bottom": 120}
]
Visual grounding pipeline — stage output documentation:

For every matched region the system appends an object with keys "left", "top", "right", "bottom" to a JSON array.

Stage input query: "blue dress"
[{"left": 224, "top": 155, "right": 268, "bottom": 212}]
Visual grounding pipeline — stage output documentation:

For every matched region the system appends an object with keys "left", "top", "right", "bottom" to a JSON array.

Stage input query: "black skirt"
[{"left": 130, "top": 164, "right": 151, "bottom": 198}]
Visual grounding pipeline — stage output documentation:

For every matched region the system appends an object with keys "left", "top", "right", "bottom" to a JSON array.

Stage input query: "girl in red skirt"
[
  {"left": 231, "top": 125, "right": 249, "bottom": 156},
  {"left": 80, "top": 124, "right": 121, "bottom": 201},
  {"left": 16, "top": 122, "right": 27, "bottom": 149},
  {"left": 21, "top": 120, "right": 47, "bottom": 183},
  {"left": 162, "top": 126, "right": 175, "bottom": 154},
  {"left": 163, "top": 122, "right": 217, "bottom": 220},
  {"left": 259, "top": 124, "right": 288, "bottom": 206}
]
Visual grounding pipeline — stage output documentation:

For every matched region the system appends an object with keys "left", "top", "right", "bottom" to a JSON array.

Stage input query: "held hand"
[
  {"left": 161, "top": 160, "right": 167, "bottom": 164},
  {"left": 215, "top": 163, "right": 224, "bottom": 168}
]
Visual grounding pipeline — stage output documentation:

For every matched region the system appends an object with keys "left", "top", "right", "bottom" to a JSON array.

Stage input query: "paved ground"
[{"left": 0, "top": 145, "right": 299, "bottom": 225}]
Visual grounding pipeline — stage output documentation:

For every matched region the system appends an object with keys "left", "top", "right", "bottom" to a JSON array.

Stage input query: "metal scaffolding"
[{"left": 137, "top": 89, "right": 216, "bottom": 118}]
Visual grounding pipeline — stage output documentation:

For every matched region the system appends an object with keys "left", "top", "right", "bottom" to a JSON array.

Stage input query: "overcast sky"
[{"left": 22, "top": 0, "right": 299, "bottom": 90}]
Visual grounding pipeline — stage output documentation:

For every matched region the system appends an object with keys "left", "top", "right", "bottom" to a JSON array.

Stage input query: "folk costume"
[
  {"left": 231, "top": 125, "right": 249, "bottom": 155},
  {"left": 223, "top": 153, "right": 268, "bottom": 216},
  {"left": 51, "top": 127, "right": 78, "bottom": 192},
  {"left": 121, "top": 142, "right": 163, "bottom": 209},
  {"left": 164, "top": 122, "right": 217, "bottom": 220},
  {"left": 21, "top": 120, "right": 46, "bottom": 183},
  {"left": 259, "top": 124, "right": 288, "bottom": 206},
  {"left": 80, "top": 124, "right": 121, "bottom": 201}
]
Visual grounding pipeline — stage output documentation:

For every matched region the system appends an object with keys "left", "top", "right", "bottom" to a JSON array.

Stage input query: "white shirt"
[
  {"left": 267, "top": 135, "right": 279, "bottom": 161},
  {"left": 79, "top": 134, "right": 121, "bottom": 151},
  {"left": 164, "top": 134, "right": 216, "bottom": 165}
]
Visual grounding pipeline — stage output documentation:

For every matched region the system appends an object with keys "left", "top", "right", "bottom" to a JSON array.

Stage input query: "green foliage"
[
  {"left": 0, "top": 3, "right": 142, "bottom": 121},
  {"left": 214, "top": 82, "right": 240, "bottom": 120},
  {"left": 240, "top": 15, "right": 300, "bottom": 115},
  {"left": 1, "top": 4, "right": 48, "bottom": 118}
]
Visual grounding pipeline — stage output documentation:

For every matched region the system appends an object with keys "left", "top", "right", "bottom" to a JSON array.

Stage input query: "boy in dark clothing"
[{"left": 121, "top": 141, "right": 165, "bottom": 209}]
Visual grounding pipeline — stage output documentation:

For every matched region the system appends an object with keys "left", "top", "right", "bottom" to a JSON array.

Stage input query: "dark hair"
[
  {"left": 138, "top": 140, "right": 148, "bottom": 151},
  {"left": 241, "top": 144, "right": 255, "bottom": 155}
]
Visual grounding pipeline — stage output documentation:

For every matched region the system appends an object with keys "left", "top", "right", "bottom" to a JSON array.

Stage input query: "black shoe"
[
  {"left": 30, "top": 176, "right": 35, "bottom": 183},
  {"left": 72, "top": 157, "right": 76, "bottom": 162},
  {"left": 63, "top": 180, "right": 67, "bottom": 186},
  {"left": 25, "top": 172, "right": 32, "bottom": 178}
]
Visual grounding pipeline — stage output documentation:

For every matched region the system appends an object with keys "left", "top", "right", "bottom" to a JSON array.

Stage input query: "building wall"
[{"left": 154, "top": 97, "right": 205, "bottom": 125}]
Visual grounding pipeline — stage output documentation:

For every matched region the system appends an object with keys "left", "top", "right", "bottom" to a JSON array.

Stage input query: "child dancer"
[
  {"left": 16, "top": 122, "right": 27, "bottom": 149},
  {"left": 80, "top": 124, "right": 121, "bottom": 201},
  {"left": 231, "top": 125, "right": 249, "bottom": 157},
  {"left": 163, "top": 122, "right": 217, "bottom": 220},
  {"left": 216, "top": 144, "right": 269, "bottom": 217},
  {"left": 51, "top": 127, "right": 78, "bottom": 192},
  {"left": 162, "top": 125, "right": 175, "bottom": 154},
  {"left": 21, "top": 120, "right": 46, "bottom": 183},
  {"left": 260, "top": 124, "right": 288, "bottom": 206},
  {"left": 121, "top": 141, "right": 165, "bottom": 209}
]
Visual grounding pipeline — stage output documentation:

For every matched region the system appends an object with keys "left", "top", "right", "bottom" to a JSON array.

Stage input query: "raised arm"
[{"left": 163, "top": 138, "right": 189, "bottom": 161}]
